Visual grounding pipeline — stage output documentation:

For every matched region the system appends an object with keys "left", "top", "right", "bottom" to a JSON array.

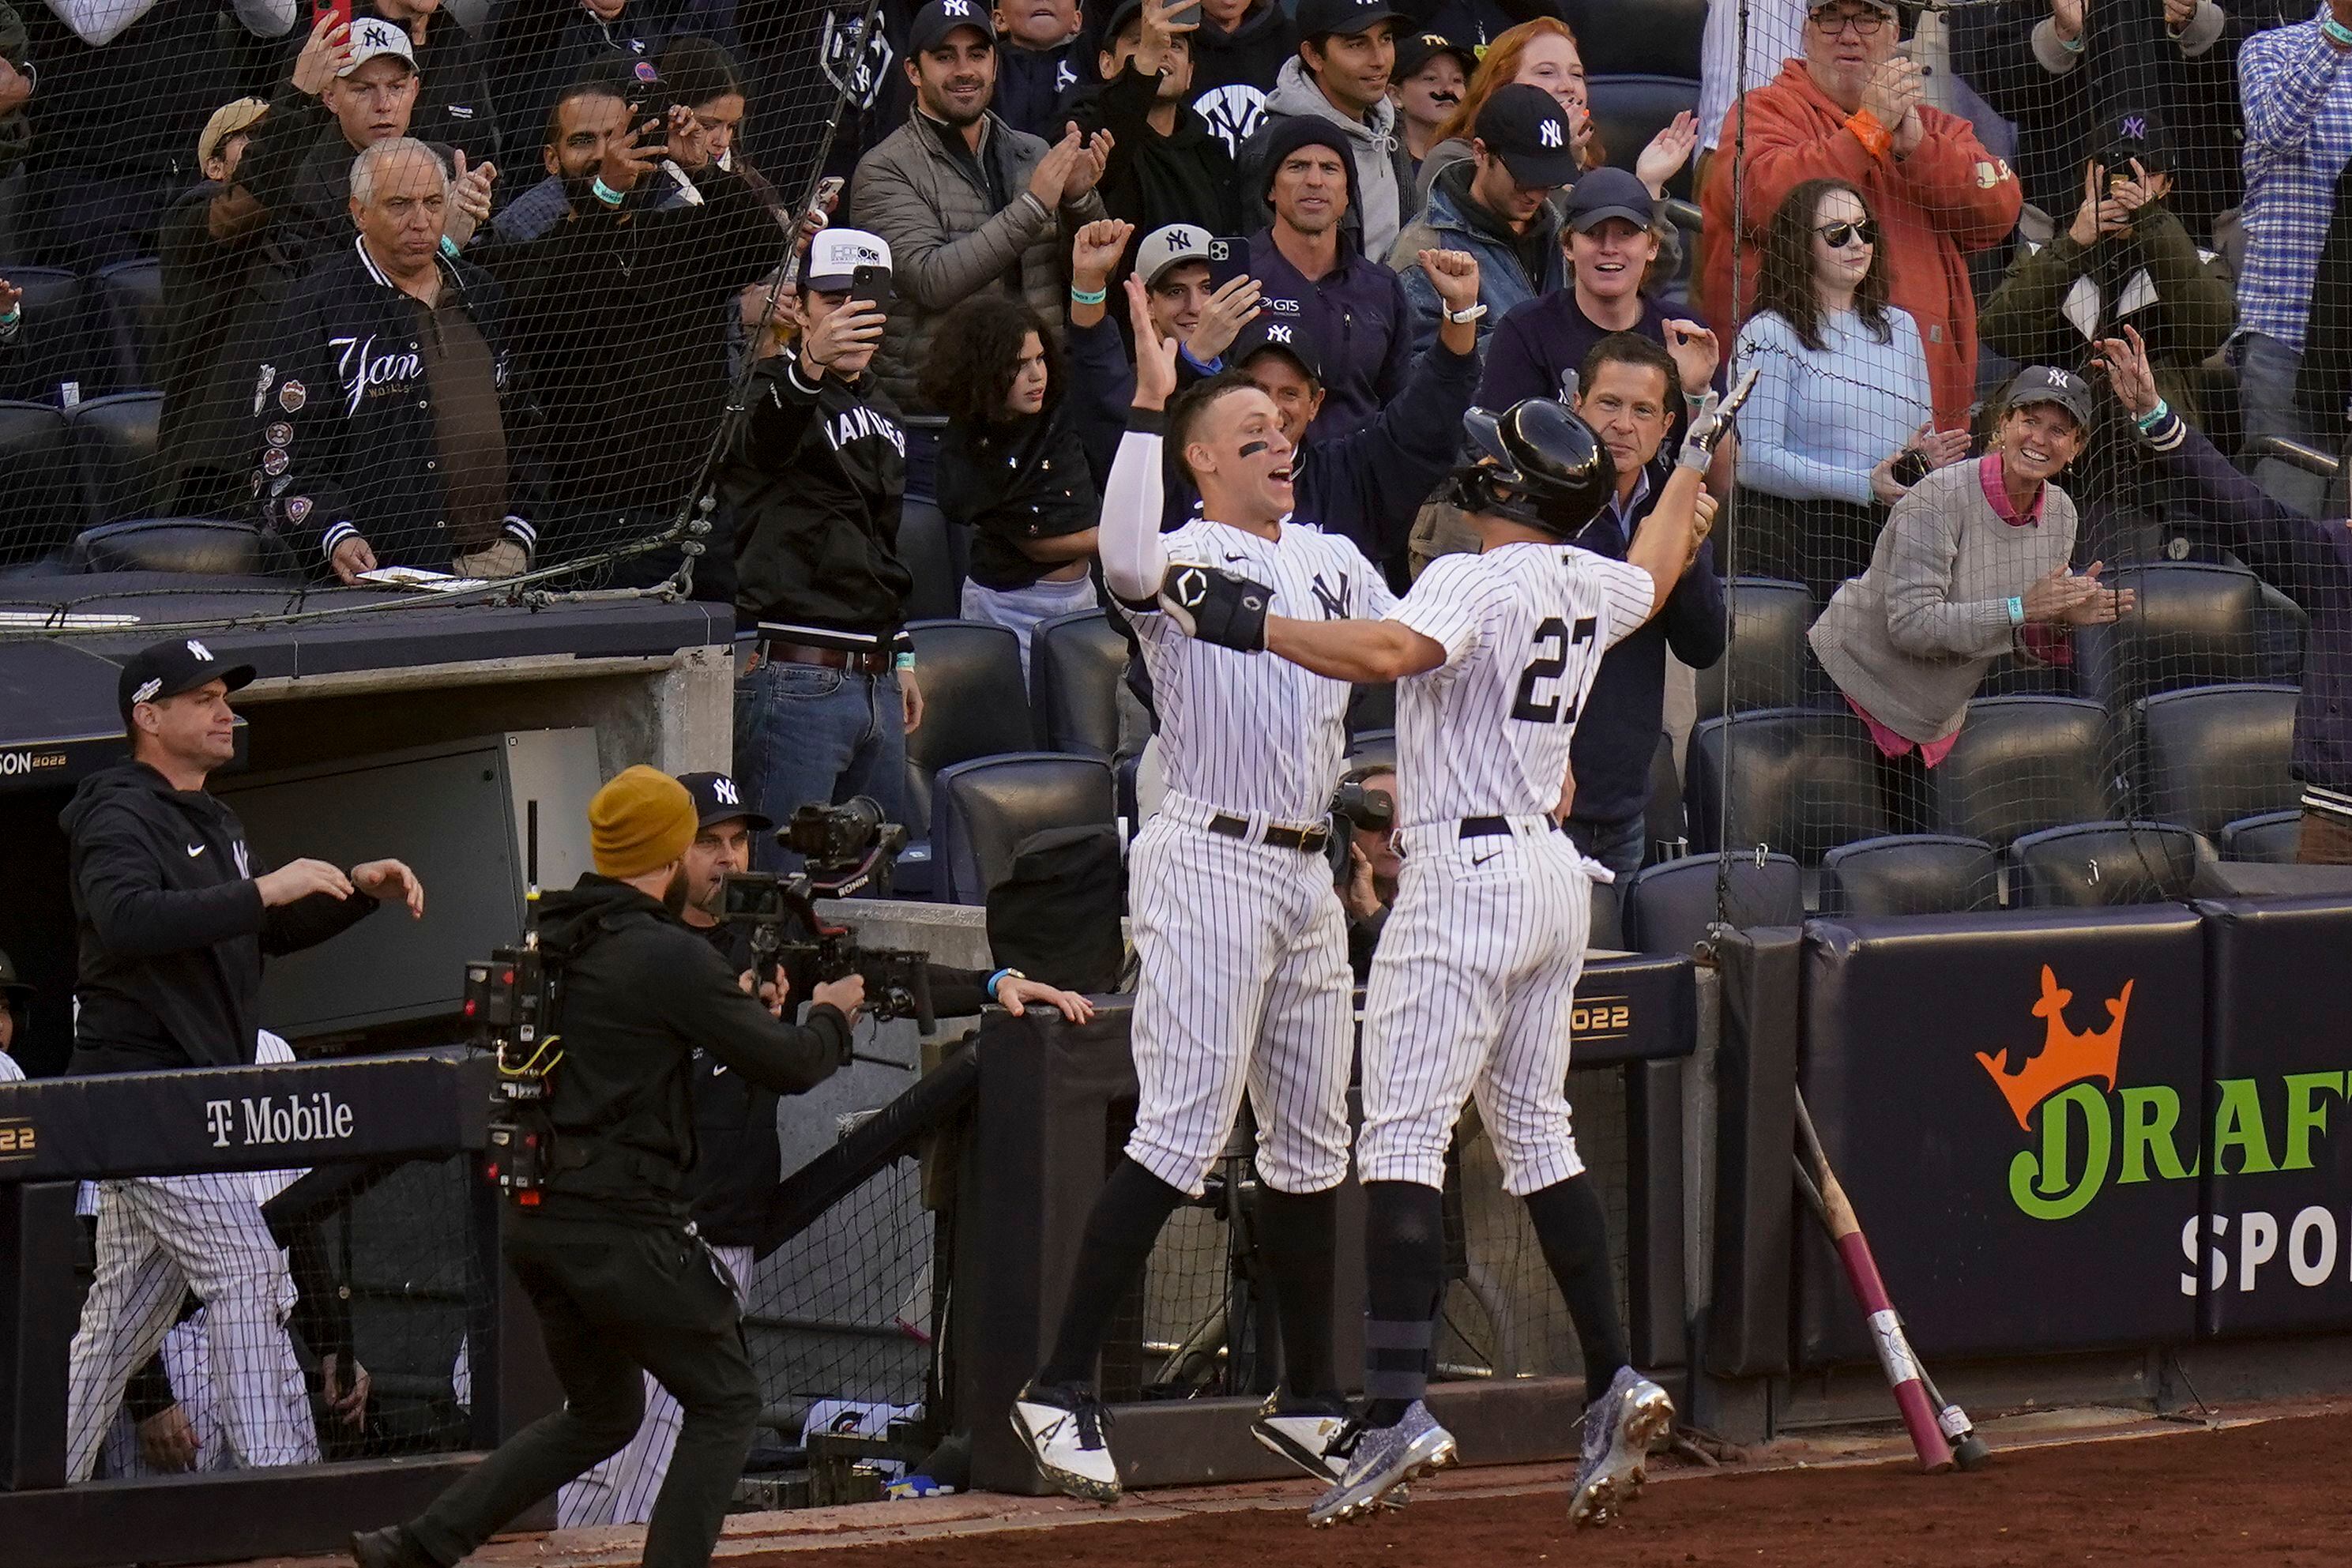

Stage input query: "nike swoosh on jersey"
[
  {"left": 186, "top": 843, "right": 207, "bottom": 858},
  {"left": 1471, "top": 849, "right": 1503, "bottom": 867}
]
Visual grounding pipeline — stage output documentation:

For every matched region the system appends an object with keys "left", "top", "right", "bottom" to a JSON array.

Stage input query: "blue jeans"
[
  {"left": 732, "top": 659, "right": 908, "bottom": 872},
  {"left": 1565, "top": 810, "right": 1650, "bottom": 883},
  {"left": 2235, "top": 332, "right": 2329, "bottom": 519}
]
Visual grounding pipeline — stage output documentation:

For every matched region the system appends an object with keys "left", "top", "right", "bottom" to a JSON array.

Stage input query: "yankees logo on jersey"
[
  {"left": 1136, "top": 519, "right": 1395, "bottom": 823},
  {"left": 1386, "top": 541, "right": 1654, "bottom": 825}
]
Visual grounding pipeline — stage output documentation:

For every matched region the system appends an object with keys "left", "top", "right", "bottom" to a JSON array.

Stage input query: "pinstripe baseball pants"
[
  {"left": 1124, "top": 795, "right": 1355, "bottom": 1198},
  {"left": 1358, "top": 822, "right": 1597, "bottom": 1197},
  {"left": 65, "top": 1176, "right": 320, "bottom": 1483},
  {"left": 554, "top": 1243, "right": 755, "bottom": 1529}
]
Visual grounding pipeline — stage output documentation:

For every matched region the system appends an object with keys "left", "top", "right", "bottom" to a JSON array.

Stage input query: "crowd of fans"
[{"left": 4, "top": 0, "right": 2352, "bottom": 863}]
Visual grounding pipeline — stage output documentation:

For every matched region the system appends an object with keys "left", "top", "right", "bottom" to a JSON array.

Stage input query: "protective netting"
[
  {"left": 1699, "top": 0, "right": 2330, "bottom": 919},
  {"left": 0, "top": 0, "right": 878, "bottom": 605}
]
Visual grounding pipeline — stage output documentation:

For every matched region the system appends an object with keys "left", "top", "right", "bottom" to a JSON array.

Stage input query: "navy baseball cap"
[
  {"left": 1395, "top": 32, "right": 1476, "bottom": 81},
  {"left": 1232, "top": 314, "right": 1325, "bottom": 385},
  {"left": 117, "top": 636, "right": 254, "bottom": 725},
  {"left": 675, "top": 771, "right": 774, "bottom": 832},
  {"left": 1566, "top": 165, "right": 1656, "bottom": 233},
  {"left": 909, "top": 0, "right": 995, "bottom": 53},
  {"left": 1296, "top": 0, "right": 1407, "bottom": 41},
  {"left": 1476, "top": 83, "right": 1581, "bottom": 189}
]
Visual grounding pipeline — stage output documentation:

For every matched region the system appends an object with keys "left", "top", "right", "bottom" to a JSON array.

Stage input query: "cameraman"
[
  {"left": 1333, "top": 765, "right": 1400, "bottom": 981},
  {"left": 354, "top": 769, "right": 854, "bottom": 1568},
  {"left": 553, "top": 772, "right": 1089, "bottom": 1529}
]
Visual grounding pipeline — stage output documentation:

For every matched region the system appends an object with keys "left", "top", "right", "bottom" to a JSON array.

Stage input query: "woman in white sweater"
[{"left": 1732, "top": 179, "right": 1967, "bottom": 600}]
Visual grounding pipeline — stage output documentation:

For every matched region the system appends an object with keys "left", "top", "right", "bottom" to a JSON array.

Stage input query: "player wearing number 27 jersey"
[{"left": 1153, "top": 383, "right": 1746, "bottom": 1532}]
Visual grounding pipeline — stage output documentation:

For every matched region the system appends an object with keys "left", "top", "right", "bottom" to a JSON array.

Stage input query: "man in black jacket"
[
  {"left": 350, "top": 767, "right": 849, "bottom": 1568},
  {"left": 1070, "top": 0, "right": 1242, "bottom": 243},
  {"left": 61, "top": 636, "right": 423, "bottom": 1484},
  {"left": 254, "top": 136, "right": 544, "bottom": 582},
  {"left": 724, "top": 228, "right": 924, "bottom": 868}
]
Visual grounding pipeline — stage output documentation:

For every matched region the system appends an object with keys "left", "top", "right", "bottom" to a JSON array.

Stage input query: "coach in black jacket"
[
  {"left": 61, "top": 638, "right": 423, "bottom": 1077},
  {"left": 255, "top": 137, "right": 545, "bottom": 582}
]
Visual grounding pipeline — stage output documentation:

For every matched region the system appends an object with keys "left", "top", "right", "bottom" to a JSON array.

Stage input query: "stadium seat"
[
  {"left": 1348, "top": 679, "right": 1394, "bottom": 739},
  {"left": 898, "top": 496, "right": 961, "bottom": 622},
  {"left": 1693, "top": 577, "right": 1812, "bottom": 720},
  {"left": 0, "top": 265, "right": 92, "bottom": 403},
  {"left": 1586, "top": 76, "right": 1704, "bottom": 202},
  {"left": 2221, "top": 810, "right": 2303, "bottom": 865},
  {"left": 1639, "top": 729, "right": 1685, "bottom": 867},
  {"left": 2073, "top": 562, "right": 2267, "bottom": 712},
  {"left": 1622, "top": 852, "right": 1804, "bottom": 956},
  {"left": 1029, "top": 608, "right": 1126, "bottom": 761},
  {"left": 1818, "top": 835, "right": 2001, "bottom": 919},
  {"left": 902, "top": 619, "right": 1035, "bottom": 879},
  {"left": 0, "top": 400, "right": 82, "bottom": 568},
  {"left": 2008, "top": 821, "right": 2215, "bottom": 908},
  {"left": 930, "top": 751, "right": 1115, "bottom": 904},
  {"left": 92, "top": 258, "right": 168, "bottom": 393},
  {"left": 2134, "top": 682, "right": 2300, "bottom": 840},
  {"left": 71, "top": 518, "right": 263, "bottom": 575},
  {"left": 2252, "top": 582, "right": 2309, "bottom": 687},
  {"left": 1684, "top": 707, "right": 1888, "bottom": 861},
  {"left": 64, "top": 390, "right": 167, "bottom": 526},
  {"left": 1932, "top": 695, "right": 2113, "bottom": 849},
  {"left": 1345, "top": 728, "right": 1396, "bottom": 775},
  {"left": 1561, "top": 0, "right": 1707, "bottom": 79},
  {"left": 1588, "top": 877, "right": 1624, "bottom": 950}
]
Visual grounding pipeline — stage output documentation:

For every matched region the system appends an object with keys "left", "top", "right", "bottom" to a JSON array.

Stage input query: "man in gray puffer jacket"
[
  {"left": 1236, "top": 0, "right": 1413, "bottom": 262},
  {"left": 852, "top": 0, "right": 1112, "bottom": 412}
]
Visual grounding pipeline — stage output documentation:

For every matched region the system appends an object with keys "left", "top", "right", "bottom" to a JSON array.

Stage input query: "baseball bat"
[{"left": 1790, "top": 1091, "right": 1957, "bottom": 1474}]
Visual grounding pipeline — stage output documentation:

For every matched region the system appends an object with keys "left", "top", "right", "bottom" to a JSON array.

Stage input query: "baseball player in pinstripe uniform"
[
  {"left": 1008, "top": 278, "right": 1395, "bottom": 1502},
  {"left": 1159, "top": 388, "right": 1740, "bottom": 1527}
]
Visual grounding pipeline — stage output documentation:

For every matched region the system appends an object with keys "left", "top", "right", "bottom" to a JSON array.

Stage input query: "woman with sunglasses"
[{"left": 1731, "top": 179, "right": 1965, "bottom": 600}]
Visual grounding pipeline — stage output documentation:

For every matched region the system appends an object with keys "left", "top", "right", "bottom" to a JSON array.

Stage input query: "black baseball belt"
[{"left": 1208, "top": 813, "right": 1330, "bottom": 854}]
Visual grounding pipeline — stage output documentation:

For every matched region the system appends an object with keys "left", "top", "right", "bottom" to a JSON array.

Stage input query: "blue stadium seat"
[
  {"left": 898, "top": 496, "right": 961, "bottom": 622},
  {"left": 1694, "top": 577, "right": 1813, "bottom": 720},
  {"left": 1685, "top": 707, "right": 1888, "bottom": 861},
  {"left": 901, "top": 619, "right": 1033, "bottom": 894},
  {"left": 2220, "top": 810, "right": 2302, "bottom": 865},
  {"left": 64, "top": 390, "right": 166, "bottom": 526},
  {"left": 1560, "top": 0, "right": 1707, "bottom": 79},
  {"left": 1586, "top": 75, "right": 1703, "bottom": 203},
  {"left": 0, "top": 400, "right": 81, "bottom": 568},
  {"left": 1029, "top": 608, "right": 1126, "bottom": 761},
  {"left": 0, "top": 266, "right": 92, "bottom": 403},
  {"left": 1641, "top": 730, "right": 1684, "bottom": 868},
  {"left": 2134, "top": 682, "right": 2299, "bottom": 840},
  {"left": 2008, "top": 821, "right": 2215, "bottom": 909},
  {"left": 1345, "top": 728, "right": 1396, "bottom": 776},
  {"left": 1819, "top": 835, "right": 2001, "bottom": 918},
  {"left": 1932, "top": 695, "right": 2113, "bottom": 850},
  {"left": 1622, "top": 852, "right": 1803, "bottom": 956},
  {"left": 71, "top": 518, "right": 263, "bottom": 575},
  {"left": 92, "top": 258, "right": 167, "bottom": 393},
  {"left": 931, "top": 751, "right": 1115, "bottom": 904},
  {"left": 2073, "top": 562, "right": 2267, "bottom": 712}
]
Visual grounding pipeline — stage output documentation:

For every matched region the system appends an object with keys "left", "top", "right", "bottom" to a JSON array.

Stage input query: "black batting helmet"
[{"left": 1446, "top": 398, "right": 1616, "bottom": 538}]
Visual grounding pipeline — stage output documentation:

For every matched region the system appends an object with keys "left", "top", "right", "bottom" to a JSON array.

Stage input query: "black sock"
[
  {"left": 1255, "top": 1184, "right": 1340, "bottom": 1401},
  {"left": 1037, "top": 1157, "right": 1189, "bottom": 1387},
  {"left": 1360, "top": 1180, "right": 1446, "bottom": 1427},
  {"left": 1522, "top": 1172, "right": 1630, "bottom": 1395}
]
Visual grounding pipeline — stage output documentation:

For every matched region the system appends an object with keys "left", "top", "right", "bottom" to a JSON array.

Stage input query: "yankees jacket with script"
[
  {"left": 250, "top": 237, "right": 546, "bottom": 571},
  {"left": 59, "top": 761, "right": 378, "bottom": 1076}
]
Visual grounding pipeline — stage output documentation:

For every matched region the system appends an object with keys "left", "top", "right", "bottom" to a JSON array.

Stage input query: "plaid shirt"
[{"left": 2239, "top": 13, "right": 2352, "bottom": 348}]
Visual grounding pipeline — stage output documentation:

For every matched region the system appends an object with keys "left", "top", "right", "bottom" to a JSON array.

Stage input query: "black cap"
[
  {"left": 1232, "top": 313, "right": 1325, "bottom": 385},
  {"left": 675, "top": 771, "right": 774, "bottom": 832},
  {"left": 1566, "top": 164, "right": 1655, "bottom": 233},
  {"left": 1475, "top": 82, "right": 1581, "bottom": 189},
  {"left": 1296, "top": 0, "right": 1406, "bottom": 41},
  {"left": 0, "top": 947, "right": 30, "bottom": 1005},
  {"left": 2094, "top": 107, "right": 2173, "bottom": 180},
  {"left": 1256, "top": 115, "right": 1358, "bottom": 206},
  {"left": 117, "top": 636, "right": 254, "bottom": 725},
  {"left": 909, "top": 0, "right": 995, "bottom": 54},
  {"left": 2001, "top": 365, "right": 2096, "bottom": 428},
  {"left": 1395, "top": 31, "right": 1476, "bottom": 81}
]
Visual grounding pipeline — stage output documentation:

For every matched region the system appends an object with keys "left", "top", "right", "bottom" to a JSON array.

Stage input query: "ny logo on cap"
[
  {"left": 354, "top": 17, "right": 401, "bottom": 50},
  {"left": 2040, "top": 367, "right": 2075, "bottom": 389},
  {"left": 1165, "top": 227, "right": 1195, "bottom": 250},
  {"left": 186, "top": 638, "right": 214, "bottom": 661},
  {"left": 1267, "top": 324, "right": 1293, "bottom": 343},
  {"left": 2123, "top": 114, "right": 2147, "bottom": 139},
  {"left": 942, "top": 0, "right": 972, "bottom": 13},
  {"left": 713, "top": 776, "right": 740, "bottom": 805},
  {"left": 1538, "top": 118, "right": 1564, "bottom": 149}
]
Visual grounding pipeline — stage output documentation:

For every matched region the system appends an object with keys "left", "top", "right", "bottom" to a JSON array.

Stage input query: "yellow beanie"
[{"left": 589, "top": 766, "right": 698, "bottom": 880}]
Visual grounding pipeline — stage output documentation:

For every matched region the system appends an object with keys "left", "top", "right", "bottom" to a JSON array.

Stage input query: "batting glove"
[
  {"left": 1159, "top": 562, "right": 1270, "bottom": 652},
  {"left": 1678, "top": 365, "right": 1759, "bottom": 472}
]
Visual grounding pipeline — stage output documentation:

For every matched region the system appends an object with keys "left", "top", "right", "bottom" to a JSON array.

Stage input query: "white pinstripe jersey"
[
  {"left": 1388, "top": 540, "right": 1655, "bottom": 825},
  {"left": 1135, "top": 518, "right": 1396, "bottom": 823}
]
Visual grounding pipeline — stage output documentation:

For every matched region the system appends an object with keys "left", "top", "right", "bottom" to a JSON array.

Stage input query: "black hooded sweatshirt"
[{"left": 61, "top": 761, "right": 378, "bottom": 1076}]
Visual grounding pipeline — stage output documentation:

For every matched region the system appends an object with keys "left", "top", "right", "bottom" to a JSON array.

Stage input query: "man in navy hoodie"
[{"left": 1557, "top": 333, "right": 1725, "bottom": 880}]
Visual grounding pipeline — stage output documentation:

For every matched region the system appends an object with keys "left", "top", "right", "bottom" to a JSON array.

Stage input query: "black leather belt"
[
  {"left": 752, "top": 637, "right": 893, "bottom": 674},
  {"left": 1210, "top": 813, "right": 1330, "bottom": 853},
  {"left": 1459, "top": 815, "right": 1561, "bottom": 840}
]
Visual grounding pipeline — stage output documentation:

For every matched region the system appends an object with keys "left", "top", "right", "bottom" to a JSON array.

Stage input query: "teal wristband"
[
  {"left": 0, "top": 306, "right": 17, "bottom": 327},
  {"left": 894, "top": 650, "right": 916, "bottom": 671},
  {"left": 1070, "top": 284, "right": 1108, "bottom": 306},
  {"left": 2324, "top": 16, "right": 2352, "bottom": 47},
  {"left": 2058, "top": 27, "right": 2086, "bottom": 51},
  {"left": 591, "top": 176, "right": 626, "bottom": 207},
  {"left": 2135, "top": 398, "right": 2171, "bottom": 432},
  {"left": 438, "top": 235, "right": 460, "bottom": 258},
  {"left": 2006, "top": 596, "right": 2026, "bottom": 628}
]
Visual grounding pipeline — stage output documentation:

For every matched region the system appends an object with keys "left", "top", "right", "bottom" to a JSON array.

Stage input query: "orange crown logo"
[{"left": 1973, "top": 966, "right": 2132, "bottom": 1131}]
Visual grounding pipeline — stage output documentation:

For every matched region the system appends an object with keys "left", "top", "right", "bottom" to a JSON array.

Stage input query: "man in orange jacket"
[{"left": 1696, "top": 0, "right": 2019, "bottom": 427}]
